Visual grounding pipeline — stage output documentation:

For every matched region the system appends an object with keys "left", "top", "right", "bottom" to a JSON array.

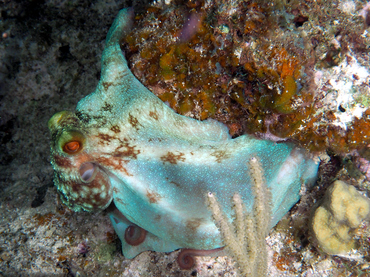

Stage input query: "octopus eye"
[
  {"left": 79, "top": 162, "right": 97, "bottom": 182},
  {"left": 59, "top": 130, "right": 85, "bottom": 155},
  {"left": 63, "top": 141, "right": 81, "bottom": 154}
]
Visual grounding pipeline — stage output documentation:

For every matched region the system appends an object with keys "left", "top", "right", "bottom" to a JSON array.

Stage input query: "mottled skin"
[{"left": 48, "top": 9, "right": 319, "bottom": 259}]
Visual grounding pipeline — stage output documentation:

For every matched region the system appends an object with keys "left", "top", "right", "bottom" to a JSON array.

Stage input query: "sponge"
[{"left": 311, "top": 180, "right": 370, "bottom": 255}]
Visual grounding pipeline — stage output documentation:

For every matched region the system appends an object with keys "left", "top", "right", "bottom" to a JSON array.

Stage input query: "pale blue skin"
[{"left": 49, "top": 9, "right": 319, "bottom": 259}]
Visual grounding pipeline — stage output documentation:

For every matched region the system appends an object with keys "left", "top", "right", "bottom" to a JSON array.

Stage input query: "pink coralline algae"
[{"left": 354, "top": 153, "right": 370, "bottom": 181}]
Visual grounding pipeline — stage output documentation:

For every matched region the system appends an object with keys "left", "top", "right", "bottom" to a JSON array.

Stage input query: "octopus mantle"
[{"left": 48, "top": 9, "right": 319, "bottom": 259}]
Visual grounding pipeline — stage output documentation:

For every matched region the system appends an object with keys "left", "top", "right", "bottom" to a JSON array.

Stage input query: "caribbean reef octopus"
[{"left": 48, "top": 8, "right": 319, "bottom": 265}]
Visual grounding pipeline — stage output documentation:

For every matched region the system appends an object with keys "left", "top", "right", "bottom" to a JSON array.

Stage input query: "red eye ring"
[{"left": 63, "top": 141, "right": 81, "bottom": 154}]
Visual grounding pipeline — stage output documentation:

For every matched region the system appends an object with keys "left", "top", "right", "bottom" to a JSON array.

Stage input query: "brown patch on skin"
[
  {"left": 102, "top": 82, "right": 114, "bottom": 90},
  {"left": 128, "top": 113, "right": 141, "bottom": 130},
  {"left": 114, "top": 197, "right": 124, "bottom": 204},
  {"left": 117, "top": 159, "right": 133, "bottom": 176},
  {"left": 101, "top": 102, "right": 113, "bottom": 112},
  {"left": 210, "top": 150, "right": 230, "bottom": 163},
  {"left": 110, "top": 125, "right": 120, "bottom": 133},
  {"left": 146, "top": 190, "right": 162, "bottom": 204},
  {"left": 186, "top": 218, "right": 203, "bottom": 233},
  {"left": 58, "top": 116, "right": 80, "bottom": 128},
  {"left": 160, "top": 151, "right": 186, "bottom": 164},
  {"left": 53, "top": 155, "right": 72, "bottom": 168},
  {"left": 114, "top": 139, "right": 140, "bottom": 159},
  {"left": 96, "top": 156, "right": 133, "bottom": 176},
  {"left": 154, "top": 214, "right": 161, "bottom": 221},
  {"left": 112, "top": 187, "right": 120, "bottom": 194},
  {"left": 149, "top": 111, "right": 159, "bottom": 120},
  {"left": 93, "top": 116, "right": 108, "bottom": 128},
  {"left": 76, "top": 111, "right": 91, "bottom": 124},
  {"left": 170, "top": 180, "right": 182, "bottom": 188},
  {"left": 115, "top": 197, "right": 125, "bottom": 204},
  {"left": 97, "top": 133, "right": 116, "bottom": 145},
  {"left": 66, "top": 181, "right": 82, "bottom": 195},
  {"left": 148, "top": 137, "right": 163, "bottom": 143}
]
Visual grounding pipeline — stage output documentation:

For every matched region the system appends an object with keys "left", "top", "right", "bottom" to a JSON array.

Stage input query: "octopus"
[{"left": 48, "top": 8, "right": 319, "bottom": 267}]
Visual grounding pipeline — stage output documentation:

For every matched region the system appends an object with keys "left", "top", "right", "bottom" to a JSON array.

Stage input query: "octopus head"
[{"left": 48, "top": 111, "right": 113, "bottom": 212}]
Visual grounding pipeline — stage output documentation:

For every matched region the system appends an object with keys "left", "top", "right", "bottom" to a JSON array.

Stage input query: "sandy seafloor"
[{"left": 1, "top": 0, "right": 370, "bottom": 276}]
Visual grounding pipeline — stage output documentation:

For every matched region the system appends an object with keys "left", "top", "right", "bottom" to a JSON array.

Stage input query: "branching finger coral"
[{"left": 207, "top": 157, "right": 272, "bottom": 277}]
